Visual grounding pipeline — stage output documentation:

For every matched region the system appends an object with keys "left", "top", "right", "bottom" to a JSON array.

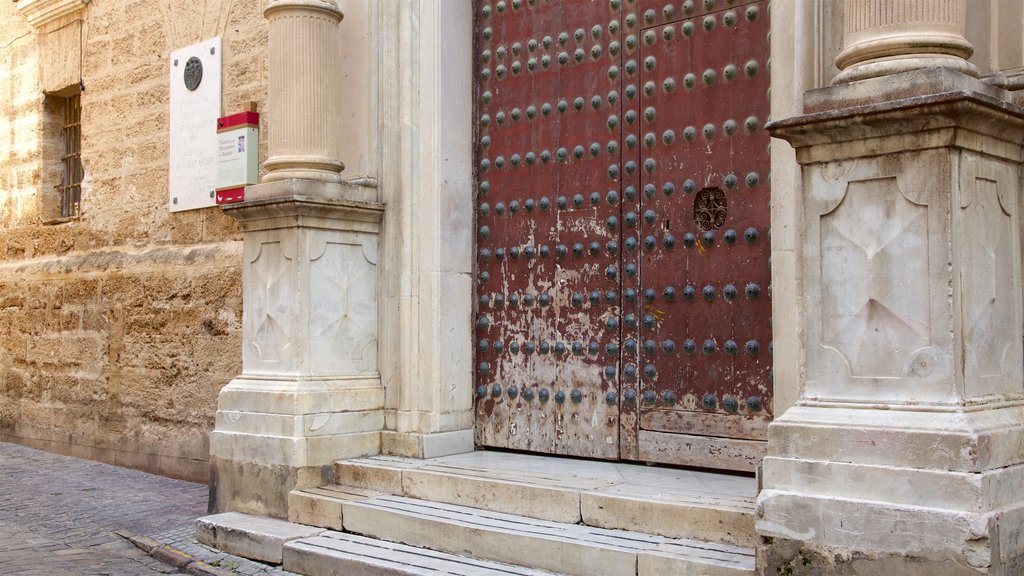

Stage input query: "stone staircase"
[{"left": 197, "top": 451, "right": 758, "bottom": 575}]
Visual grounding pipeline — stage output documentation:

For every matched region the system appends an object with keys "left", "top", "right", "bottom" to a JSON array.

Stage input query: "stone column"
[
  {"left": 207, "top": 0, "right": 384, "bottom": 519},
  {"left": 757, "top": 2, "right": 1024, "bottom": 573},
  {"left": 833, "top": 0, "right": 977, "bottom": 83},
  {"left": 262, "top": 0, "right": 345, "bottom": 182}
]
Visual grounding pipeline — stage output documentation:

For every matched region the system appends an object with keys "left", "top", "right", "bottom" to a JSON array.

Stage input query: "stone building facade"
[
  {"left": 4, "top": 0, "right": 1024, "bottom": 573},
  {"left": 0, "top": 0, "right": 272, "bottom": 482}
]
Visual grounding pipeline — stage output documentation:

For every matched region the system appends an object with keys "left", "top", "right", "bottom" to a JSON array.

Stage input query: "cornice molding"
[{"left": 16, "top": 0, "right": 90, "bottom": 27}]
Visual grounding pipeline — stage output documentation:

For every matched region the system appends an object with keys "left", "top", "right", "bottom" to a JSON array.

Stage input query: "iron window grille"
[{"left": 60, "top": 93, "right": 82, "bottom": 218}]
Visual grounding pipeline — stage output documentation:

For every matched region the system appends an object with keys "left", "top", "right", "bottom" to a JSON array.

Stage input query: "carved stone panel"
[
  {"left": 820, "top": 177, "right": 929, "bottom": 379},
  {"left": 804, "top": 151, "right": 955, "bottom": 404},
  {"left": 237, "top": 200, "right": 383, "bottom": 381},
  {"left": 309, "top": 232, "right": 379, "bottom": 377},
  {"left": 958, "top": 152, "right": 1022, "bottom": 398},
  {"left": 245, "top": 236, "right": 299, "bottom": 375}
]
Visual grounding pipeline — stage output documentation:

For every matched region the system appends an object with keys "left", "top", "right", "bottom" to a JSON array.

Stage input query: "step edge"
[
  {"left": 299, "top": 480, "right": 756, "bottom": 548},
  {"left": 337, "top": 458, "right": 756, "bottom": 509},
  {"left": 340, "top": 496, "right": 757, "bottom": 576},
  {"left": 286, "top": 532, "right": 563, "bottom": 575},
  {"left": 343, "top": 494, "right": 758, "bottom": 557}
]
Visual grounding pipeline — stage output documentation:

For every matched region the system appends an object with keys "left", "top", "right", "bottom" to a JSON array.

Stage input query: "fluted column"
[
  {"left": 262, "top": 0, "right": 345, "bottom": 182},
  {"left": 834, "top": 0, "right": 977, "bottom": 83}
]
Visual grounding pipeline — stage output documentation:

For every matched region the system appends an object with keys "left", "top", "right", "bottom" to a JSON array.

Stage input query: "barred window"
[{"left": 60, "top": 93, "right": 83, "bottom": 218}]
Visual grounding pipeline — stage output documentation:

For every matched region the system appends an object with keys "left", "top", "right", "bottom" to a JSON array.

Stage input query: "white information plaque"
[{"left": 168, "top": 37, "right": 221, "bottom": 212}]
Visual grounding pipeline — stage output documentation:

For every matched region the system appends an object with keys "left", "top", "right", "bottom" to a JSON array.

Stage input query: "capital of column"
[
  {"left": 833, "top": 0, "right": 977, "bottom": 84},
  {"left": 262, "top": 0, "right": 345, "bottom": 183}
]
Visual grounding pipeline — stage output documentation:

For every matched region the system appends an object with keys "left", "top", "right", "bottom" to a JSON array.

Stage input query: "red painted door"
[
  {"left": 626, "top": 0, "right": 773, "bottom": 471},
  {"left": 474, "top": 0, "right": 772, "bottom": 470}
]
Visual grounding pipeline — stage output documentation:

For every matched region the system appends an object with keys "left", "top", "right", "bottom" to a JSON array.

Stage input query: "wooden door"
[
  {"left": 627, "top": 0, "right": 773, "bottom": 472},
  {"left": 474, "top": 0, "right": 772, "bottom": 471}
]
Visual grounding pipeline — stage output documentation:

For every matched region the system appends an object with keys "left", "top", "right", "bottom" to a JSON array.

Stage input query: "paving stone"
[
  {"left": 187, "top": 561, "right": 234, "bottom": 576},
  {"left": 152, "top": 545, "right": 195, "bottom": 569},
  {"left": 0, "top": 441, "right": 298, "bottom": 576}
]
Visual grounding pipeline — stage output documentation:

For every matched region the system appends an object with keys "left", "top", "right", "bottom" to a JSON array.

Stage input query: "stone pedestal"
[
  {"left": 210, "top": 180, "right": 383, "bottom": 518},
  {"left": 758, "top": 69, "right": 1024, "bottom": 575}
]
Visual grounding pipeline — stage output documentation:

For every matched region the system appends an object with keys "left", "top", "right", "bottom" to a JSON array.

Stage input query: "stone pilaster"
[
  {"left": 376, "top": 0, "right": 475, "bottom": 459},
  {"left": 758, "top": 67, "right": 1024, "bottom": 576},
  {"left": 262, "top": 0, "right": 345, "bottom": 182},
  {"left": 834, "top": 0, "right": 977, "bottom": 83},
  {"left": 209, "top": 181, "right": 383, "bottom": 518}
]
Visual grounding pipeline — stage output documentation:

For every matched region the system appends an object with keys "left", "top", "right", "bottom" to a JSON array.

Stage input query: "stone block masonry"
[
  {"left": 0, "top": 243, "right": 242, "bottom": 482},
  {"left": 0, "top": 0, "right": 268, "bottom": 481}
]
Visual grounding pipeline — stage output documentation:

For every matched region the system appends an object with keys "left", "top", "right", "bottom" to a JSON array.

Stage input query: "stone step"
[
  {"left": 197, "top": 511, "right": 326, "bottom": 565},
  {"left": 333, "top": 452, "right": 757, "bottom": 547},
  {"left": 197, "top": 511, "right": 559, "bottom": 576},
  {"left": 341, "top": 494, "right": 756, "bottom": 576},
  {"left": 288, "top": 484, "right": 382, "bottom": 531},
  {"left": 284, "top": 531, "right": 561, "bottom": 576}
]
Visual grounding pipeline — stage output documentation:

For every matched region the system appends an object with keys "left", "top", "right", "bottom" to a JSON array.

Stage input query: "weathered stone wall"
[
  {"left": 0, "top": 0, "right": 268, "bottom": 482},
  {"left": 0, "top": 3, "right": 39, "bottom": 231}
]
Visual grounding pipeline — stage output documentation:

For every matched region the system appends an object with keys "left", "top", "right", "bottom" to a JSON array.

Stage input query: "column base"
[
  {"left": 381, "top": 429, "right": 474, "bottom": 459},
  {"left": 757, "top": 537, "right": 1018, "bottom": 576},
  {"left": 241, "top": 177, "right": 377, "bottom": 204},
  {"left": 833, "top": 55, "right": 978, "bottom": 84},
  {"left": 208, "top": 376, "right": 385, "bottom": 517},
  {"left": 260, "top": 167, "right": 345, "bottom": 184},
  {"left": 756, "top": 405, "right": 1024, "bottom": 574}
]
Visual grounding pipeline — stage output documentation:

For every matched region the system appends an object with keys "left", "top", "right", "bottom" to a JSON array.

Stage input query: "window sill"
[{"left": 41, "top": 216, "right": 80, "bottom": 226}]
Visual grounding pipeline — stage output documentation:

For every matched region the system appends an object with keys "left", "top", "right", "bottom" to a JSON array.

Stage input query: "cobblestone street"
[{"left": 0, "top": 442, "right": 292, "bottom": 576}]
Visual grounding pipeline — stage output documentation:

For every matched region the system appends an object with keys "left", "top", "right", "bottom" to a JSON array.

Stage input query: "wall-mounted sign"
[
  {"left": 215, "top": 110, "right": 260, "bottom": 204},
  {"left": 169, "top": 37, "right": 221, "bottom": 212}
]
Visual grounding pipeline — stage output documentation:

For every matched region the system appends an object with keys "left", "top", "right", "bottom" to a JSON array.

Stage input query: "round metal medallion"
[{"left": 184, "top": 56, "right": 203, "bottom": 91}]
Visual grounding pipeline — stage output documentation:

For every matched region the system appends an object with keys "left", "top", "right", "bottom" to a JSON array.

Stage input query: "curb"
[{"left": 116, "top": 530, "right": 234, "bottom": 576}]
